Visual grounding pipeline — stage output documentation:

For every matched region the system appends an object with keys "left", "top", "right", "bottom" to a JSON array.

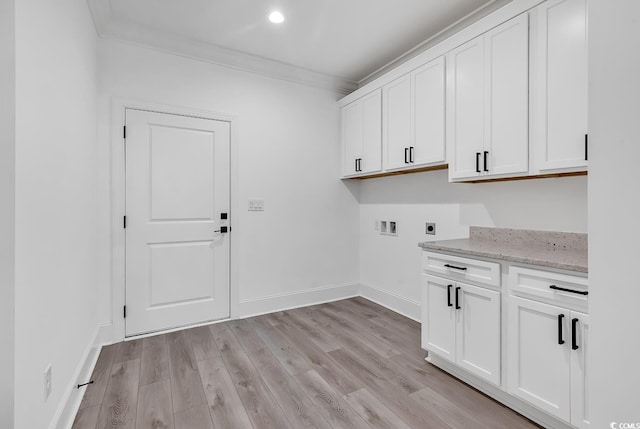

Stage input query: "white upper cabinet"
[
  {"left": 383, "top": 57, "right": 446, "bottom": 171},
  {"left": 531, "top": 0, "right": 588, "bottom": 174},
  {"left": 447, "top": 13, "right": 530, "bottom": 181},
  {"left": 342, "top": 90, "right": 382, "bottom": 177}
]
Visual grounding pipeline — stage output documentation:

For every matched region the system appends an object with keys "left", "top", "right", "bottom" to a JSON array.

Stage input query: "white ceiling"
[{"left": 89, "top": 0, "right": 508, "bottom": 93}]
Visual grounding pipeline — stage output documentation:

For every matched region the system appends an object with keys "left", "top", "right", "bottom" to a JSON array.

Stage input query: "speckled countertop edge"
[{"left": 418, "top": 227, "right": 588, "bottom": 273}]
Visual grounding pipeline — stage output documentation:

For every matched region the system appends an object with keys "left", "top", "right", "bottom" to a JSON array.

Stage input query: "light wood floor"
[{"left": 72, "top": 297, "right": 540, "bottom": 429}]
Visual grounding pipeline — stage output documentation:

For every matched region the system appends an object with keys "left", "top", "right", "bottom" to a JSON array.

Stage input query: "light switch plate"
[{"left": 248, "top": 199, "right": 264, "bottom": 211}]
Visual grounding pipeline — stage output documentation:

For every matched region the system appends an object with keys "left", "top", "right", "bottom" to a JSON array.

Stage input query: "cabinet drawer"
[
  {"left": 423, "top": 251, "right": 501, "bottom": 287},
  {"left": 509, "top": 266, "right": 588, "bottom": 309}
]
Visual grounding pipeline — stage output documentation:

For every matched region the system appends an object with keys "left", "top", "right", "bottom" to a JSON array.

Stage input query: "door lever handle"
[{"left": 214, "top": 226, "right": 228, "bottom": 233}]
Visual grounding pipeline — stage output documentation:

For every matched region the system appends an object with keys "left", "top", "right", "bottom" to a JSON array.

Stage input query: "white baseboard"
[
  {"left": 359, "top": 283, "right": 421, "bottom": 322},
  {"left": 427, "top": 354, "right": 574, "bottom": 429},
  {"left": 50, "top": 324, "right": 112, "bottom": 429},
  {"left": 238, "top": 282, "right": 360, "bottom": 318}
]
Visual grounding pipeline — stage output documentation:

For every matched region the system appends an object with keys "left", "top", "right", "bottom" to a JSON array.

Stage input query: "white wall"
[
  {"left": 0, "top": 0, "right": 16, "bottom": 427},
  {"left": 588, "top": 0, "right": 640, "bottom": 425},
  {"left": 359, "top": 170, "right": 588, "bottom": 319},
  {"left": 13, "top": 0, "right": 99, "bottom": 427},
  {"left": 96, "top": 40, "right": 360, "bottom": 329}
]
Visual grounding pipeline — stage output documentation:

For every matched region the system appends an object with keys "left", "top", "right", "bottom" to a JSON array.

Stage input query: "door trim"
[{"left": 110, "top": 98, "right": 239, "bottom": 341}]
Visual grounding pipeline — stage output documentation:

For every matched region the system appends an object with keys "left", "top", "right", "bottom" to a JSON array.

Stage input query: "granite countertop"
[{"left": 418, "top": 227, "right": 588, "bottom": 273}]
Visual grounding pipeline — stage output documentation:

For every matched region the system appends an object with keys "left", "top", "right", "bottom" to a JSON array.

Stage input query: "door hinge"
[
  {"left": 123, "top": 126, "right": 127, "bottom": 139},
  {"left": 123, "top": 305, "right": 127, "bottom": 318},
  {"left": 123, "top": 216, "right": 127, "bottom": 229}
]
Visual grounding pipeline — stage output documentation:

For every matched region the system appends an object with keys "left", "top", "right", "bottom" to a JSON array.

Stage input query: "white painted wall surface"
[
  {"left": 359, "top": 170, "right": 587, "bottom": 319},
  {"left": 588, "top": 0, "right": 640, "bottom": 425},
  {"left": 0, "top": 0, "right": 16, "bottom": 427},
  {"left": 96, "top": 40, "right": 360, "bottom": 328},
  {"left": 13, "top": 0, "right": 99, "bottom": 427}
]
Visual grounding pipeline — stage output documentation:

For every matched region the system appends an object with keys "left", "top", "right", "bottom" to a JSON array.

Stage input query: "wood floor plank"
[
  {"left": 274, "top": 320, "right": 362, "bottom": 395},
  {"left": 343, "top": 388, "right": 412, "bottom": 429},
  {"left": 135, "top": 379, "right": 174, "bottom": 429},
  {"left": 174, "top": 405, "right": 214, "bottom": 429},
  {"left": 95, "top": 359, "right": 140, "bottom": 429},
  {"left": 351, "top": 297, "right": 421, "bottom": 329},
  {"left": 167, "top": 331, "right": 207, "bottom": 413},
  {"left": 113, "top": 339, "right": 143, "bottom": 363},
  {"left": 294, "top": 370, "right": 370, "bottom": 429},
  {"left": 328, "top": 348, "right": 447, "bottom": 428},
  {"left": 281, "top": 309, "right": 342, "bottom": 352},
  {"left": 71, "top": 405, "right": 101, "bottom": 429},
  {"left": 228, "top": 318, "right": 267, "bottom": 354},
  {"left": 234, "top": 375, "right": 293, "bottom": 429},
  {"left": 316, "top": 307, "right": 401, "bottom": 359},
  {"left": 249, "top": 346, "right": 332, "bottom": 429},
  {"left": 186, "top": 325, "right": 219, "bottom": 361},
  {"left": 210, "top": 322, "right": 260, "bottom": 383},
  {"left": 197, "top": 357, "right": 253, "bottom": 429},
  {"left": 140, "top": 334, "right": 170, "bottom": 386},
  {"left": 248, "top": 316, "right": 312, "bottom": 376},
  {"left": 78, "top": 343, "right": 118, "bottom": 410}
]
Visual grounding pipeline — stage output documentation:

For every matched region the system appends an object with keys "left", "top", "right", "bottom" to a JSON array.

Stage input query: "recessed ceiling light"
[{"left": 268, "top": 11, "right": 285, "bottom": 24}]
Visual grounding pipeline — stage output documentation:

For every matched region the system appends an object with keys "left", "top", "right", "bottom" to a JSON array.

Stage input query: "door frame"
[{"left": 110, "top": 98, "right": 240, "bottom": 341}]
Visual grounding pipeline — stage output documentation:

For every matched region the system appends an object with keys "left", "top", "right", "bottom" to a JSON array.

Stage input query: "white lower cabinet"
[
  {"left": 422, "top": 274, "right": 501, "bottom": 385},
  {"left": 508, "top": 296, "right": 590, "bottom": 428}
]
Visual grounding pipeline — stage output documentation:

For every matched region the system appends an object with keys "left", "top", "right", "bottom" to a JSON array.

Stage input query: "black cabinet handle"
[
  {"left": 355, "top": 158, "right": 359, "bottom": 172},
  {"left": 455, "top": 286, "right": 461, "bottom": 309},
  {"left": 549, "top": 285, "right": 588, "bottom": 295},
  {"left": 584, "top": 134, "right": 588, "bottom": 161},
  {"left": 572, "top": 318, "right": 579, "bottom": 350},
  {"left": 409, "top": 146, "right": 415, "bottom": 163},
  {"left": 444, "top": 263, "right": 467, "bottom": 271},
  {"left": 404, "top": 148, "right": 409, "bottom": 164},
  {"left": 476, "top": 152, "right": 481, "bottom": 173},
  {"left": 447, "top": 285, "right": 453, "bottom": 307},
  {"left": 558, "top": 314, "right": 565, "bottom": 345},
  {"left": 483, "top": 151, "right": 489, "bottom": 172}
]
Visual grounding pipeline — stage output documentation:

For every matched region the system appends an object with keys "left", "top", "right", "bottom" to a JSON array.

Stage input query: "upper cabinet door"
[
  {"left": 383, "top": 75, "right": 412, "bottom": 170},
  {"left": 412, "top": 57, "right": 446, "bottom": 167},
  {"left": 342, "top": 100, "right": 364, "bottom": 176},
  {"left": 484, "top": 13, "right": 530, "bottom": 177},
  {"left": 447, "top": 35, "right": 485, "bottom": 180},
  {"left": 341, "top": 90, "right": 382, "bottom": 177},
  {"left": 532, "top": 0, "right": 588, "bottom": 174},
  {"left": 360, "top": 90, "right": 383, "bottom": 174}
]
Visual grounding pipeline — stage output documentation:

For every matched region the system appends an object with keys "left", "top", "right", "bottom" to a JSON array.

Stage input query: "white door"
[
  {"left": 422, "top": 274, "right": 456, "bottom": 362},
  {"left": 484, "top": 13, "right": 530, "bottom": 177},
  {"left": 455, "top": 282, "right": 501, "bottom": 385},
  {"left": 532, "top": 0, "right": 588, "bottom": 173},
  {"left": 412, "top": 57, "right": 446, "bottom": 167},
  {"left": 447, "top": 35, "right": 485, "bottom": 180},
  {"left": 507, "top": 296, "right": 571, "bottom": 421},
  {"left": 570, "top": 311, "right": 590, "bottom": 428},
  {"left": 383, "top": 75, "right": 412, "bottom": 170},
  {"left": 125, "top": 109, "right": 230, "bottom": 336}
]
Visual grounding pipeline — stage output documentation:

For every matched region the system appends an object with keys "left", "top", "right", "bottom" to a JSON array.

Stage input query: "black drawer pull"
[
  {"left": 476, "top": 152, "right": 481, "bottom": 173},
  {"left": 483, "top": 151, "right": 489, "bottom": 172},
  {"left": 558, "top": 314, "right": 565, "bottom": 345},
  {"left": 455, "top": 286, "right": 461, "bottom": 309},
  {"left": 404, "top": 148, "right": 409, "bottom": 164},
  {"left": 409, "top": 146, "right": 415, "bottom": 163},
  {"left": 572, "top": 318, "right": 579, "bottom": 350},
  {"left": 447, "top": 285, "right": 453, "bottom": 307},
  {"left": 549, "top": 285, "right": 588, "bottom": 295},
  {"left": 444, "top": 264, "right": 467, "bottom": 271}
]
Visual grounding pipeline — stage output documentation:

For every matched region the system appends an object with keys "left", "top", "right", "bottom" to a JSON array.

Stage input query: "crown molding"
[{"left": 86, "top": 0, "right": 358, "bottom": 95}]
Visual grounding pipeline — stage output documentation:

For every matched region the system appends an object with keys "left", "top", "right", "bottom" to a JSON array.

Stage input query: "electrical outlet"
[
  {"left": 381, "top": 220, "right": 398, "bottom": 236},
  {"left": 380, "top": 220, "right": 387, "bottom": 234},
  {"left": 248, "top": 199, "right": 264, "bottom": 211},
  {"left": 374, "top": 220, "right": 380, "bottom": 230},
  {"left": 426, "top": 222, "right": 436, "bottom": 235},
  {"left": 44, "top": 364, "right": 52, "bottom": 402}
]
